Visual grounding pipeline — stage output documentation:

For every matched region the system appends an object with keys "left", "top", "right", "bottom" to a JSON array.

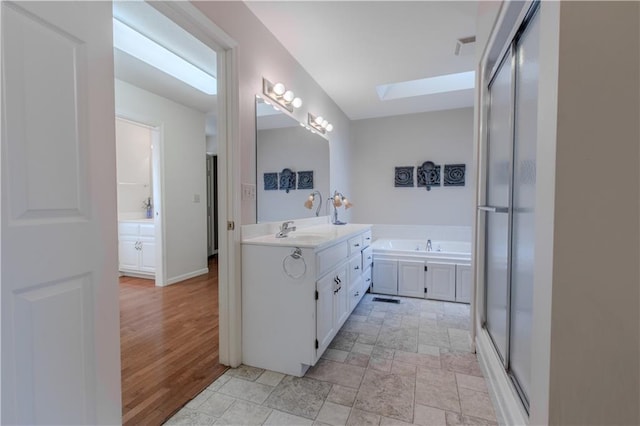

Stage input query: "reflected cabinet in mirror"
[{"left": 256, "top": 97, "right": 329, "bottom": 223}]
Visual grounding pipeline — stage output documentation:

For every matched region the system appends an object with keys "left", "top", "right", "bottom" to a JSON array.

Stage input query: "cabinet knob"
[
  {"left": 354, "top": 243, "right": 360, "bottom": 247},
  {"left": 355, "top": 291, "right": 360, "bottom": 297},
  {"left": 355, "top": 266, "right": 359, "bottom": 270},
  {"left": 366, "top": 278, "right": 371, "bottom": 282}
]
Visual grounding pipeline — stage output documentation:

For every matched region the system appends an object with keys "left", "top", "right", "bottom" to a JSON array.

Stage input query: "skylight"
[
  {"left": 113, "top": 18, "right": 217, "bottom": 95},
  {"left": 376, "top": 71, "right": 475, "bottom": 101}
]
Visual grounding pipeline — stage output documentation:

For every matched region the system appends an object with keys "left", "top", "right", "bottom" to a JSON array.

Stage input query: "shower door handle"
[{"left": 478, "top": 206, "right": 508, "bottom": 213}]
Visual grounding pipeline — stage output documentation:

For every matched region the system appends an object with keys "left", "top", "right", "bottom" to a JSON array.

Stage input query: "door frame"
[
  {"left": 114, "top": 116, "right": 166, "bottom": 286},
  {"left": 150, "top": 1, "right": 241, "bottom": 367}
]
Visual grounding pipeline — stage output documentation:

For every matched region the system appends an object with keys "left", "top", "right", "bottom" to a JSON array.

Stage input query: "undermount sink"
[{"left": 285, "top": 233, "right": 329, "bottom": 242}]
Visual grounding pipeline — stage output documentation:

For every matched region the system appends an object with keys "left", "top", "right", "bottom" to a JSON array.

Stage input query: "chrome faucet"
[
  {"left": 275, "top": 221, "right": 296, "bottom": 238},
  {"left": 426, "top": 239, "right": 432, "bottom": 252}
]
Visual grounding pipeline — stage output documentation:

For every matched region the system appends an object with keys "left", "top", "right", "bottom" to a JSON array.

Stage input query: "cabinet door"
[
  {"left": 334, "top": 267, "right": 349, "bottom": 328},
  {"left": 348, "top": 276, "right": 364, "bottom": 312},
  {"left": 427, "top": 262, "right": 456, "bottom": 301},
  {"left": 119, "top": 238, "right": 139, "bottom": 271},
  {"left": 372, "top": 259, "right": 398, "bottom": 295},
  {"left": 348, "top": 254, "right": 362, "bottom": 286},
  {"left": 456, "top": 264, "right": 472, "bottom": 303},
  {"left": 139, "top": 238, "right": 156, "bottom": 273},
  {"left": 398, "top": 260, "right": 426, "bottom": 298},
  {"left": 316, "top": 273, "right": 336, "bottom": 355}
]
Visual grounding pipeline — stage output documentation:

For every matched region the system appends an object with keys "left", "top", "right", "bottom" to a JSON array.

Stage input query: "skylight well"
[
  {"left": 376, "top": 71, "right": 475, "bottom": 101},
  {"left": 113, "top": 18, "right": 217, "bottom": 95}
]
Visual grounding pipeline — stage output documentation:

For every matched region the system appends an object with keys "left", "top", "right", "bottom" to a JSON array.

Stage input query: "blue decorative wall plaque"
[
  {"left": 394, "top": 166, "right": 414, "bottom": 187},
  {"left": 444, "top": 164, "right": 466, "bottom": 186},
  {"left": 297, "top": 171, "right": 314, "bottom": 190},
  {"left": 417, "top": 163, "right": 441, "bottom": 190},
  {"left": 279, "top": 168, "right": 296, "bottom": 193},
  {"left": 263, "top": 172, "right": 278, "bottom": 190}
]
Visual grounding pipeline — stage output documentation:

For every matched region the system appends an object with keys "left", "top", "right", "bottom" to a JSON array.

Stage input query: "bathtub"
[
  {"left": 370, "top": 238, "right": 472, "bottom": 302},
  {"left": 371, "top": 238, "right": 471, "bottom": 262}
]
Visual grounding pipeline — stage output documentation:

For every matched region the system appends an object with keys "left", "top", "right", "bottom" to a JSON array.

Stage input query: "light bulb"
[
  {"left": 326, "top": 124, "right": 334, "bottom": 132},
  {"left": 292, "top": 97, "right": 302, "bottom": 108},
  {"left": 304, "top": 197, "right": 313, "bottom": 209},
  {"left": 315, "top": 116, "right": 324, "bottom": 125},
  {"left": 283, "top": 90, "right": 294, "bottom": 102},
  {"left": 273, "top": 82, "right": 285, "bottom": 95},
  {"left": 322, "top": 120, "right": 329, "bottom": 128},
  {"left": 333, "top": 194, "right": 342, "bottom": 207}
]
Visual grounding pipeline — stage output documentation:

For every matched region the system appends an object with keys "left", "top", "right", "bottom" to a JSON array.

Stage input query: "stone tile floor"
[{"left": 165, "top": 294, "right": 498, "bottom": 425}]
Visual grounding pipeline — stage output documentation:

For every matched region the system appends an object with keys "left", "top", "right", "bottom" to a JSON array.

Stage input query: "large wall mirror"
[{"left": 256, "top": 97, "right": 330, "bottom": 223}]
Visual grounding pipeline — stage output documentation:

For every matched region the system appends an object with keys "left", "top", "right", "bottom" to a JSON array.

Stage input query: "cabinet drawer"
[
  {"left": 317, "top": 242, "right": 348, "bottom": 278},
  {"left": 118, "top": 222, "right": 139, "bottom": 237},
  {"left": 348, "top": 235, "right": 363, "bottom": 256},
  {"left": 362, "top": 246, "right": 373, "bottom": 270},
  {"left": 361, "top": 230, "right": 372, "bottom": 248},
  {"left": 349, "top": 254, "right": 362, "bottom": 283},
  {"left": 139, "top": 223, "right": 155, "bottom": 237}
]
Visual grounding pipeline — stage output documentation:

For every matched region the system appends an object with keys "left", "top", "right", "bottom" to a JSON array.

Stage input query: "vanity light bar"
[
  {"left": 263, "top": 78, "right": 302, "bottom": 113},
  {"left": 308, "top": 113, "right": 333, "bottom": 134}
]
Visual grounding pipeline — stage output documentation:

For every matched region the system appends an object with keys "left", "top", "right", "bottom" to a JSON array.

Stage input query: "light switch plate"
[
  {"left": 242, "top": 183, "right": 256, "bottom": 200},
  {"left": 193, "top": 194, "right": 200, "bottom": 203}
]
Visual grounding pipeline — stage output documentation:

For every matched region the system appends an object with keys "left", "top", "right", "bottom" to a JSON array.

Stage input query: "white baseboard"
[
  {"left": 476, "top": 329, "right": 529, "bottom": 426},
  {"left": 165, "top": 268, "right": 209, "bottom": 286},
  {"left": 119, "top": 270, "right": 154, "bottom": 280}
]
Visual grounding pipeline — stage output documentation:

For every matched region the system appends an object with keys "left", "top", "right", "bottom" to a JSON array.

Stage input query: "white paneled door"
[{"left": 1, "top": 2, "right": 121, "bottom": 424}]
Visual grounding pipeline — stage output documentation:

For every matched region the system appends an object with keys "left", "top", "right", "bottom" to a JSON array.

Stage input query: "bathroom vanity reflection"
[{"left": 256, "top": 97, "right": 330, "bottom": 222}]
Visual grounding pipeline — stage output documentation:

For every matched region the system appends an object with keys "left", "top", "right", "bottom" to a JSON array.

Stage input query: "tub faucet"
[
  {"left": 276, "top": 221, "right": 296, "bottom": 238},
  {"left": 426, "top": 239, "right": 432, "bottom": 252}
]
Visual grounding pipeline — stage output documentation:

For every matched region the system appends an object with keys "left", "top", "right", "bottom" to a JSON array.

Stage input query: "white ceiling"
[
  {"left": 245, "top": 1, "right": 479, "bottom": 120},
  {"left": 113, "top": 1, "right": 218, "bottom": 134}
]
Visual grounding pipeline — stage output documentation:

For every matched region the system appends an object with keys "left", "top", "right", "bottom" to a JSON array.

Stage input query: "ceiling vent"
[{"left": 455, "top": 36, "right": 476, "bottom": 56}]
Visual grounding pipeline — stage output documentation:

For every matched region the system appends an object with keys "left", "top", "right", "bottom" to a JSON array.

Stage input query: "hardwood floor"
[{"left": 120, "top": 257, "right": 227, "bottom": 425}]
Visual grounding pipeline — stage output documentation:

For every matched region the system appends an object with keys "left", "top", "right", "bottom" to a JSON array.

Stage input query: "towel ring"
[{"left": 282, "top": 247, "right": 306, "bottom": 279}]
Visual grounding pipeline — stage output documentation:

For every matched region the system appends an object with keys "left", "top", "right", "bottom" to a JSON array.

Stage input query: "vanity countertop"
[
  {"left": 118, "top": 218, "right": 154, "bottom": 224},
  {"left": 242, "top": 223, "right": 371, "bottom": 250}
]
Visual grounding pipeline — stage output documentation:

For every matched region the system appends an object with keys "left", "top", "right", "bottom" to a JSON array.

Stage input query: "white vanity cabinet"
[
  {"left": 118, "top": 221, "right": 155, "bottom": 277},
  {"left": 316, "top": 263, "right": 348, "bottom": 355},
  {"left": 241, "top": 224, "right": 371, "bottom": 377}
]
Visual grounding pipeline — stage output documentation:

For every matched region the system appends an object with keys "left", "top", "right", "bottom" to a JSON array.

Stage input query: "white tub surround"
[
  {"left": 371, "top": 237, "right": 471, "bottom": 303},
  {"left": 241, "top": 223, "right": 372, "bottom": 376},
  {"left": 372, "top": 224, "right": 472, "bottom": 242}
]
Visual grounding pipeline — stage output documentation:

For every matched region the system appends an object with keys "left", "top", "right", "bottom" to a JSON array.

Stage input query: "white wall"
[
  {"left": 115, "top": 118, "right": 152, "bottom": 218},
  {"left": 193, "top": 2, "right": 353, "bottom": 225},
  {"left": 351, "top": 108, "right": 474, "bottom": 226},
  {"left": 115, "top": 79, "right": 208, "bottom": 283},
  {"left": 256, "top": 126, "right": 330, "bottom": 223},
  {"left": 543, "top": 2, "right": 639, "bottom": 424}
]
